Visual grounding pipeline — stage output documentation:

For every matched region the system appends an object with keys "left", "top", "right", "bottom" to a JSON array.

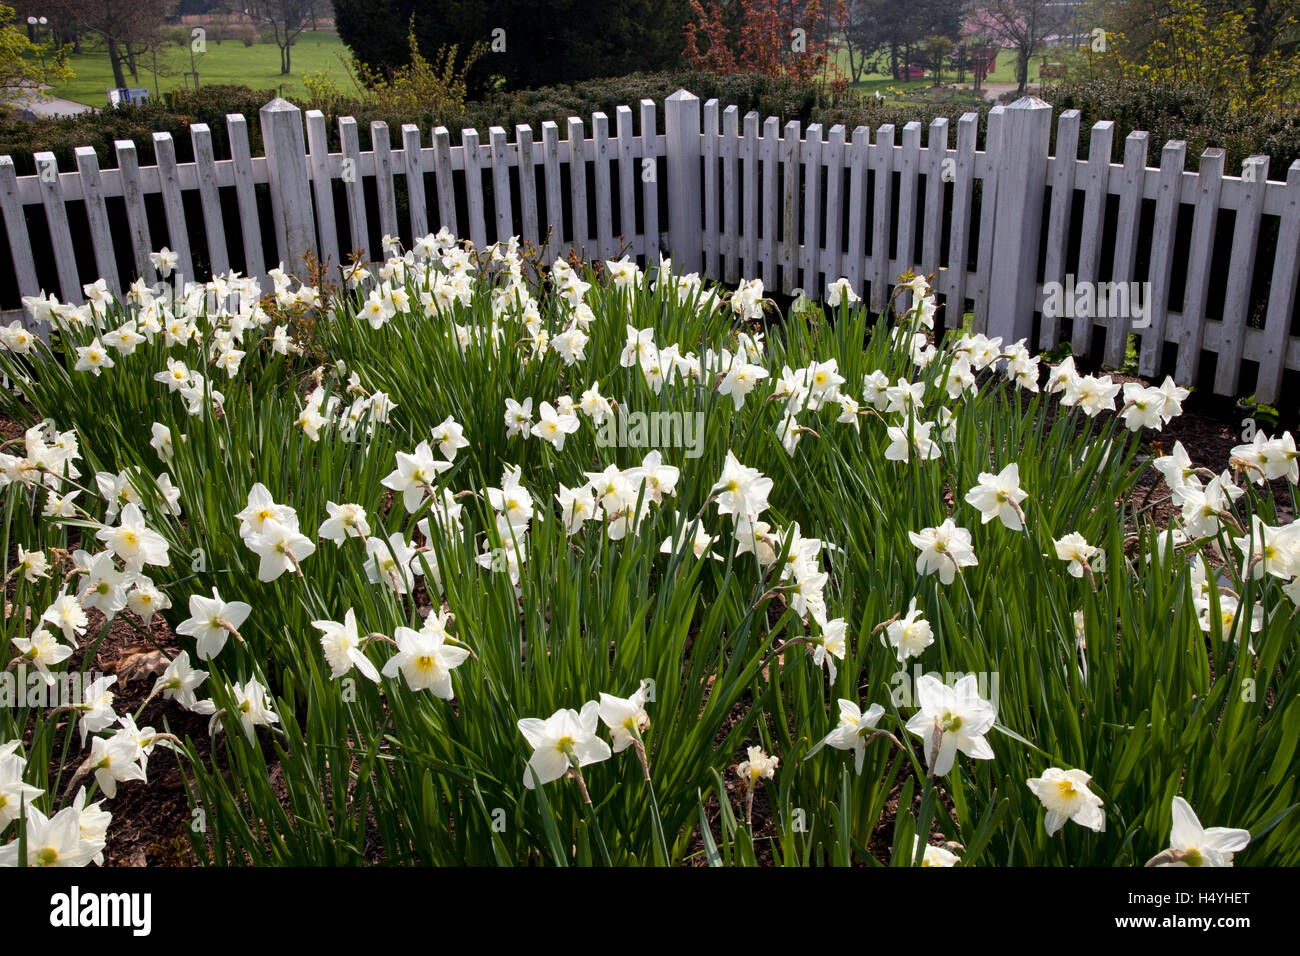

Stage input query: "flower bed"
[{"left": 1, "top": 235, "right": 1297, "bottom": 866}]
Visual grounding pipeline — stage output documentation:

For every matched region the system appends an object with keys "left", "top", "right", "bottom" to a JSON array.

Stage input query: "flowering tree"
[{"left": 967, "top": 0, "right": 1071, "bottom": 95}]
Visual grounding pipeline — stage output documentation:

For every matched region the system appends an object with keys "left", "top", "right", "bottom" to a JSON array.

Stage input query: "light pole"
[{"left": 26, "top": 16, "right": 50, "bottom": 86}]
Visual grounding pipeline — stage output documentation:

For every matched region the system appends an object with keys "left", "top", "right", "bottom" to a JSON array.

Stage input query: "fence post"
[
  {"left": 986, "top": 96, "right": 1052, "bottom": 344},
  {"left": 664, "top": 89, "right": 701, "bottom": 275},
  {"left": 259, "top": 98, "right": 316, "bottom": 281}
]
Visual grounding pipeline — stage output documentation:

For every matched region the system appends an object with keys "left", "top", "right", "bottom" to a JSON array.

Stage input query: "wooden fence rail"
[{"left": 2, "top": 90, "right": 1297, "bottom": 406}]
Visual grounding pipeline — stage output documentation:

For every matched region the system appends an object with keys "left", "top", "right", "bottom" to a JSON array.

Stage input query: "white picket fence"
[{"left": 1, "top": 90, "right": 1298, "bottom": 406}]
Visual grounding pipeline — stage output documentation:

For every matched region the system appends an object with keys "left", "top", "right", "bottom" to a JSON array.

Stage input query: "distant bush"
[{"left": 1, "top": 71, "right": 1296, "bottom": 177}]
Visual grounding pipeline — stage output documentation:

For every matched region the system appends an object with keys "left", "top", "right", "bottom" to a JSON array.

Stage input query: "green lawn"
[
  {"left": 831, "top": 46, "right": 1047, "bottom": 101},
  {"left": 49, "top": 30, "right": 352, "bottom": 106}
]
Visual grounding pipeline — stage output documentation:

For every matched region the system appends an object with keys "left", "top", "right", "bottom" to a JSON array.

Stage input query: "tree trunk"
[
  {"left": 126, "top": 41, "right": 139, "bottom": 80},
  {"left": 107, "top": 36, "right": 128, "bottom": 89},
  {"left": 282, "top": 42, "right": 291, "bottom": 75},
  {"left": 889, "top": 42, "right": 898, "bottom": 80},
  {"left": 1017, "top": 46, "right": 1029, "bottom": 95}
]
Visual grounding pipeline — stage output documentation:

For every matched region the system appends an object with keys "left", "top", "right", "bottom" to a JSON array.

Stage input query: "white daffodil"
[
  {"left": 175, "top": 588, "right": 252, "bottom": 661},
  {"left": 597, "top": 680, "right": 653, "bottom": 754},
  {"left": 95, "top": 503, "right": 170, "bottom": 573},
  {"left": 382, "top": 441, "right": 453, "bottom": 513},
  {"left": 909, "top": 519, "right": 978, "bottom": 585},
  {"left": 517, "top": 701, "right": 612, "bottom": 789},
  {"left": 809, "top": 699, "right": 888, "bottom": 774},
  {"left": 318, "top": 501, "right": 372, "bottom": 544},
  {"left": 964, "top": 463, "right": 1028, "bottom": 531},
  {"left": 904, "top": 674, "right": 997, "bottom": 777},
  {"left": 1150, "top": 796, "right": 1251, "bottom": 867},
  {"left": 884, "top": 598, "right": 934, "bottom": 662},
  {"left": 1026, "top": 767, "right": 1105, "bottom": 835},
  {"left": 380, "top": 623, "right": 469, "bottom": 698},
  {"left": 313, "top": 609, "right": 380, "bottom": 683}
]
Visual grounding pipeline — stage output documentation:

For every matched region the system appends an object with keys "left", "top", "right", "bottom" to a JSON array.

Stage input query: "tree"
[
  {"left": 1, "top": 3, "right": 73, "bottom": 105},
  {"left": 842, "top": 0, "right": 961, "bottom": 81},
  {"left": 335, "top": 0, "right": 692, "bottom": 95},
  {"left": 244, "top": 0, "right": 314, "bottom": 75},
  {"left": 46, "top": 0, "right": 174, "bottom": 90},
  {"left": 922, "top": 33, "right": 955, "bottom": 85},
  {"left": 968, "top": 0, "right": 1071, "bottom": 95},
  {"left": 683, "top": 0, "right": 847, "bottom": 82}
]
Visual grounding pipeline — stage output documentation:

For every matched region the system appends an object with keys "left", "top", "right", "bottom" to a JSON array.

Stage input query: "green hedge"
[{"left": 2, "top": 72, "right": 1296, "bottom": 179}]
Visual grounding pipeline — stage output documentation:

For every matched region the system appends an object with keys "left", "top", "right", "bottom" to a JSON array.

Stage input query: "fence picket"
[
  {"left": 1256, "top": 160, "right": 1300, "bottom": 404},
  {"left": 722, "top": 105, "right": 740, "bottom": 285},
  {"left": 743, "top": 112, "right": 760, "bottom": 281},
  {"left": 870, "top": 124, "right": 895, "bottom": 312},
  {"left": 490, "top": 126, "right": 514, "bottom": 246},
  {"left": 1072, "top": 121, "right": 1115, "bottom": 356},
  {"left": 114, "top": 140, "right": 155, "bottom": 285},
  {"left": 801, "top": 123, "right": 823, "bottom": 295},
  {"left": 34, "top": 152, "right": 80, "bottom": 303},
  {"left": 401, "top": 124, "right": 429, "bottom": 240},
  {"left": 305, "top": 111, "right": 339, "bottom": 275},
  {"left": 845, "top": 126, "right": 869, "bottom": 296},
  {"left": 1102, "top": 131, "right": 1150, "bottom": 368},
  {"left": 1138, "top": 140, "right": 1186, "bottom": 377},
  {"left": 337, "top": 116, "right": 369, "bottom": 266},
  {"left": 371, "top": 122, "right": 399, "bottom": 244},
  {"left": 1215, "top": 156, "right": 1270, "bottom": 395},
  {"left": 1040, "top": 110, "right": 1080, "bottom": 349},
  {"left": 73, "top": 147, "right": 120, "bottom": 296}
]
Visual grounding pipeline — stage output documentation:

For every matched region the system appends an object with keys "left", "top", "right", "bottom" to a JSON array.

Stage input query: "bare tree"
[
  {"left": 244, "top": 0, "right": 314, "bottom": 75},
  {"left": 46, "top": 0, "right": 174, "bottom": 90},
  {"left": 968, "top": 0, "right": 1071, "bottom": 95}
]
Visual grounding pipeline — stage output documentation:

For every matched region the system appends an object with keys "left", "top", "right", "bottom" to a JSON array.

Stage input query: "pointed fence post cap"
[
  {"left": 1007, "top": 95, "right": 1051, "bottom": 110},
  {"left": 260, "top": 96, "right": 300, "bottom": 113},
  {"left": 667, "top": 89, "right": 699, "bottom": 103}
]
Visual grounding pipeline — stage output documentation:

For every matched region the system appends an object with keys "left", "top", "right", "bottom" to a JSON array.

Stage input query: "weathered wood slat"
[
  {"left": 516, "top": 124, "right": 539, "bottom": 251},
  {"left": 152, "top": 133, "right": 194, "bottom": 284},
  {"left": 616, "top": 106, "right": 637, "bottom": 259},
  {"left": 780, "top": 120, "right": 801, "bottom": 295},
  {"left": 1040, "top": 110, "right": 1080, "bottom": 348},
  {"left": 432, "top": 127, "right": 458, "bottom": 236},
  {"left": 73, "top": 147, "right": 120, "bottom": 296},
  {"left": 821, "top": 124, "right": 846, "bottom": 288},
  {"left": 1102, "top": 131, "right": 1150, "bottom": 368},
  {"left": 304, "top": 111, "right": 339, "bottom": 275},
  {"left": 870, "top": 124, "right": 895, "bottom": 313},
  {"left": 592, "top": 113, "right": 615, "bottom": 260},
  {"left": 921, "top": 118, "right": 947, "bottom": 286},
  {"left": 942, "top": 113, "right": 978, "bottom": 320},
  {"left": 190, "top": 124, "right": 230, "bottom": 280},
  {"left": 1255, "top": 160, "right": 1300, "bottom": 404},
  {"left": 0, "top": 156, "right": 40, "bottom": 307},
  {"left": 972, "top": 108, "right": 1003, "bottom": 333},
  {"left": 1137, "top": 140, "right": 1186, "bottom": 378},
  {"left": 721, "top": 105, "right": 740, "bottom": 284},
  {"left": 1071, "top": 121, "right": 1115, "bottom": 355},
  {"left": 897, "top": 121, "right": 922, "bottom": 286},
  {"left": 566, "top": 118, "right": 588, "bottom": 261},
  {"left": 541, "top": 121, "right": 563, "bottom": 262},
  {"left": 371, "top": 122, "right": 400, "bottom": 244},
  {"left": 114, "top": 140, "right": 155, "bottom": 285},
  {"left": 489, "top": 126, "right": 513, "bottom": 246},
  {"left": 1174, "top": 149, "right": 1225, "bottom": 386},
  {"left": 760, "top": 116, "right": 780, "bottom": 288},
  {"left": 463, "top": 128, "right": 488, "bottom": 250},
  {"left": 701, "top": 99, "right": 719, "bottom": 279},
  {"left": 800, "top": 124, "right": 823, "bottom": 295},
  {"left": 401, "top": 123, "right": 429, "bottom": 240},
  {"left": 639, "top": 100, "right": 660, "bottom": 265},
  {"left": 337, "top": 116, "right": 369, "bottom": 266},
  {"left": 742, "top": 111, "right": 760, "bottom": 280},
  {"left": 844, "top": 126, "right": 869, "bottom": 295},
  {"left": 1214, "top": 155, "right": 1270, "bottom": 395},
  {"left": 34, "top": 152, "right": 81, "bottom": 303}
]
